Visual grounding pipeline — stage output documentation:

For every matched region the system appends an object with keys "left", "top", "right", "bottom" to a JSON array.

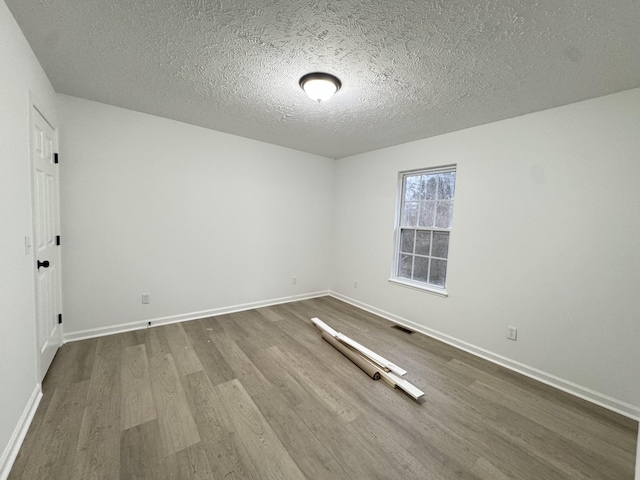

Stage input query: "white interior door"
[{"left": 31, "top": 106, "right": 62, "bottom": 381}]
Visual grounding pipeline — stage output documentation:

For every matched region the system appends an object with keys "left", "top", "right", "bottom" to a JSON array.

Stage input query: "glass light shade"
[{"left": 299, "top": 73, "right": 341, "bottom": 102}]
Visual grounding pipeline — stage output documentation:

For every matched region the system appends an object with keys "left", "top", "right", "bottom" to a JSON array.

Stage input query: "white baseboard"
[
  {"left": 0, "top": 384, "right": 42, "bottom": 480},
  {"left": 63, "top": 290, "right": 330, "bottom": 343},
  {"left": 330, "top": 291, "right": 640, "bottom": 421}
]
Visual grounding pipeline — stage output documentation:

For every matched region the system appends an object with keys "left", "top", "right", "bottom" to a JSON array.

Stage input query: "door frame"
[{"left": 29, "top": 92, "right": 63, "bottom": 382}]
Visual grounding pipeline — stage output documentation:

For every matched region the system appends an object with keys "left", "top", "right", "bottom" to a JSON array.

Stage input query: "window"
[{"left": 393, "top": 166, "right": 456, "bottom": 293}]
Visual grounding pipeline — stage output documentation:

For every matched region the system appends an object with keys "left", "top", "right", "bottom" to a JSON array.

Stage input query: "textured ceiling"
[{"left": 6, "top": 0, "right": 640, "bottom": 159}]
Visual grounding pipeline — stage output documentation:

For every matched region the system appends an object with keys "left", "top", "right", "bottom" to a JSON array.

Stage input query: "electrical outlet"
[
  {"left": 292, "top": 276, "right": 297, "bottom": 285},
  {"left": 507, "top": 326, "right": 517, "bottom": 341},
  {"left": 141, "top": 293, "right": 150, "bottom": 304},
  {"left": 353, "top": 280, "right": 358, "bottom": 289}
]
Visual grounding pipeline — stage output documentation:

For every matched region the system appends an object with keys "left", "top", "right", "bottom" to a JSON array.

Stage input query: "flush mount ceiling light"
[{"left": 299, "top": 72, "right": 342, "bottom": 102}]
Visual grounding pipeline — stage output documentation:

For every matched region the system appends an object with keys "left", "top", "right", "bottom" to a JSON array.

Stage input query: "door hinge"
[
  {"left": 54, "top": 153, "right": 59, "bottom": 164},
  {"left": 56, "top": 235, "right": 61, "bottom": 246},
  {"left": 58, "top": 313, "right": 62, "bottom": 324}
]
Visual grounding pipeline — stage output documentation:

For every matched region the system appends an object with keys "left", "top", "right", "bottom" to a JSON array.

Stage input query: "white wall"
[
  {"left": 331, "top": 88, "right": 640, "bottom": 417},
  {"left": 58, "top": 95, "right": 334, "bottom": 337},
  {"left": 0, "top": 0, "right": 58, "bottom": 476}
]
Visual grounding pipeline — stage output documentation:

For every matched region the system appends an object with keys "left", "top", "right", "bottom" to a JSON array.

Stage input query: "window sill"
[{"left": 388, "top": 278, "right": 448, "bottom": 297}]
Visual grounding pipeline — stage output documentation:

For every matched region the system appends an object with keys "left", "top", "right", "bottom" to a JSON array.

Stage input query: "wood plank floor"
[{"left": 9, "top": 297, "right": 638, "bottom": 479}]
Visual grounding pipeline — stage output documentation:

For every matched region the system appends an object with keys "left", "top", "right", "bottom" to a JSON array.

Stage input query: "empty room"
[{"left": 2, "top": 1, "right": 639, "bottom": 479}]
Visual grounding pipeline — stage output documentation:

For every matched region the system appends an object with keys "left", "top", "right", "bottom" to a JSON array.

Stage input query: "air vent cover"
[{"left": 391, "top": 324, "right": 414, "bottom": 334}]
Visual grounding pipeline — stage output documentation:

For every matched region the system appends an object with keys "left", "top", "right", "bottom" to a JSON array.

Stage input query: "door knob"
[{"left": 37, "top": 260, "right": 50, "bottom": 269}]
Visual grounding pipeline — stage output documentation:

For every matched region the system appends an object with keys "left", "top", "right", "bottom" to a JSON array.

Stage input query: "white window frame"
[{"left": 389, "top": 165, "right": 456, "bottom": 296}]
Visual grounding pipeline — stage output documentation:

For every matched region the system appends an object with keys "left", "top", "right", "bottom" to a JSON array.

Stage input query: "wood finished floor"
[{"left": 9, "top": 297, "right": 638, "bottom": 479}]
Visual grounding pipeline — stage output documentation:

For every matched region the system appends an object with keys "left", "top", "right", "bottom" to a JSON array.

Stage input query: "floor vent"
[{"left": 391, "top": 324, "right": 414, "bottom": 334}]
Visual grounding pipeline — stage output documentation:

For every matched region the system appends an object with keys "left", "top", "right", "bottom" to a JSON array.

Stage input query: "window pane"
[
  {"left": 405, "top": 175, "right": 421, "bottom": 202},
  {"left": 431, "top": 231, "right": 449, "bottom": 258},
  {"left": 421, "top": 174, "right": 437, "bottom": 200},
  {"left": 429, "top": 259, "right": 447, "bottom": 286},
  {"left": 413, "top": 257, "right": 429, "bottom": 282},
  {"left": 418, "top": 201, "right": 435, "bottom": 227},
  {"left": 437, "top": 172, "right": 456, "bottom": 200},
  {"left": 397, "top": 167, "right": 455, "bottom": 289},
  {"left": 435, "top": 201, "right": 454, "bottom": 228},
  {"left": 400, "top": 229, "right": 415, "bottom": 253},
  {"left": 415, "top": 230, "right": 431, "bottom": 256},
  {"left": 399, "top": 254, "right": 413, "bottom": 279},
  {"left": 402, "top": 201, "right": 418, "bottom": 226}
]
